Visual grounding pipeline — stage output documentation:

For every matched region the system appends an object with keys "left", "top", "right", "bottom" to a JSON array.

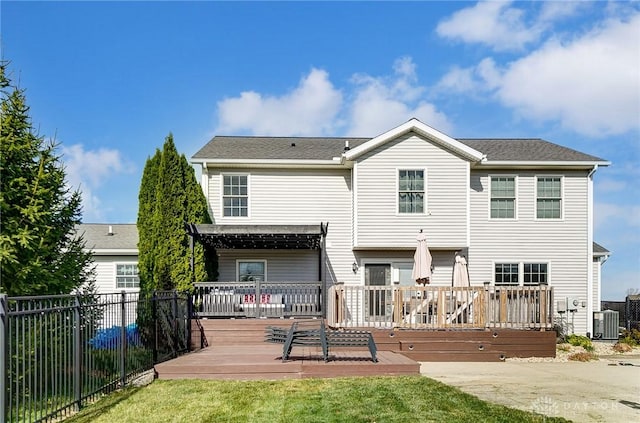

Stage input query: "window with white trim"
[
  {"left": 523, "top": 263, "right": 548, "bottom": 285},
  {"left": 223, "top": 174, "right": 248, "bottom": 217},
  {"left": 537, "top": 177, "right": 562, "bottom": 219},
  {"left": 494, "top": 263, "right": 519, "bottom": 285},
  {"left": 238, "top": 261, "right": 266, "bottom": 282},
  {"left": 116, "top": 263, "right": 139, "bottom": 288},
  {"left": 398, "top": 170, "right": 424, "bottom": 213},
  {"left": 494, "top": 262, "right": 549, "bottom": 286},
  {"left": 490, "top": 176, "right": 515, "bottom": 218}
]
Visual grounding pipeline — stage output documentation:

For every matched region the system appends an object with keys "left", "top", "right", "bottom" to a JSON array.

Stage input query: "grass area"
[{"left": 64, "top": 376, "right": 568, "bottom": 423}]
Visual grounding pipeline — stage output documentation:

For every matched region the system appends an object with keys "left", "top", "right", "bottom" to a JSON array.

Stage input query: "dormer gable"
[{"left": 342, "top": 118, "right": 485, "bottom": 163}]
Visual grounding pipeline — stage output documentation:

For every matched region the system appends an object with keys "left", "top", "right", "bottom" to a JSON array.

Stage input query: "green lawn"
[{"left": 64, "top": 376, "right": 568, "bottom": 423}]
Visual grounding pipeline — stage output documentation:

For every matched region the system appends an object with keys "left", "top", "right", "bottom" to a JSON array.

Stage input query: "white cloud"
[
  {"left": 436, "top": 13, "right": 640, "bottom": 137},
  {"left": 436, "top": 1, "right": 540, "bottom": 52},
  {"left": 215, "top": 57, "right": 452, "bottom": 138},
  {"left": 61, "top": 144, "right": 133, "bottom": 221},
  {"left": 435, "top": 57, "right": 500, "bottom": 94},
  {"left": 346, "top": 57, "right": 451, "bottom": 137},
  {"left": 216, "top": 68, "right": 342, "bottom": 136},
  {"left": 538, "top": 1, "right": 583, "bottom": 23},
  {"left": 497, "top": 13, "right": 640, "bottom": 137}
]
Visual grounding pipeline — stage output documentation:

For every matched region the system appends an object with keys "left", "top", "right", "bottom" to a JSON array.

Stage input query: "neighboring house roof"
[
  {"left": 193, "top": 119, "right": 608, "bottom": 167},
  {"left": 593, "top": 242, "right": 611, "bottom": 257},
  {"left": 77, "top": 223, "right": 138, "bottom": 255}
]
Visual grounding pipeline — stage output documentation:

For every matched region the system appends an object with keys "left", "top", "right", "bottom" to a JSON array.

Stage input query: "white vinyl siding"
[
  {"left": 356, "top": 250, "right": 456, "bottom": 287},
  {"left": 217, "top": 250, "right": 318, "bottom": 282},
  {"left": 209, "top": 168, "right": 355, "bottom": 285},
  {"left": 471, "top": 170, "right": 590, "bottom": 334},
  {"left": 537, "top": 176, "right": 562, "bottom": 219},
  {"left": 592, "top": 258, "right": 602, "bottom": 312},
  {"left": 355, "top": 133, "right": 469, "bottom": 248}
]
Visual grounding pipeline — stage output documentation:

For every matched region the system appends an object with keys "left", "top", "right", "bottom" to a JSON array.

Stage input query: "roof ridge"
[{"left": 213, "top": 135, "right": 371, "bottom": 140}]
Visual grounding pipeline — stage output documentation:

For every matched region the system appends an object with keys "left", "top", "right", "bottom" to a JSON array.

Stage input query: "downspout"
[
  {"left": 319, "top": 222, "right": 329, "bottom": 318},
  {"left": 586, "top": 165, "right": 598, "bottom": 336}
]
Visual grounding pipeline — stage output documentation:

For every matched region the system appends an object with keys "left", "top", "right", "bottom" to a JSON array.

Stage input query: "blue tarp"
[{"left": 89, "top": 323, "right": 142, "bottom": 349}]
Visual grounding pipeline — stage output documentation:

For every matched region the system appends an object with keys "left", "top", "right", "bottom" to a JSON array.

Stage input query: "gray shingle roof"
[
  {"left": 77, "top": 224, "right": 138, "bottom": 251},
  {"left": 192, "top": 136, "right": 369, "bottom": 160},
  {"left": 458, "top": 139, "right": 606, "bottom": 162},
  {"left": 593, "top": 242, "right": 610, "bottom": 255},
  {"left": 192, "top": 135, "right": 606, "bottom": 163}
]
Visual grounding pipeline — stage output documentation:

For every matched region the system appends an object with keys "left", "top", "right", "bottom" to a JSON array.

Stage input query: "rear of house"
[{"left": 191, "top": 119, "right": 609, "bottom": 336}]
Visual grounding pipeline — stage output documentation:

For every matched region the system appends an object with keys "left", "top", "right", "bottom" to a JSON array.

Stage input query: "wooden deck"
[
  {"left": 155, "top": 318, "right": 555, "bottom": 380},
  {"left": 155, "top": 319, "right": 420, "bottom": 380}
]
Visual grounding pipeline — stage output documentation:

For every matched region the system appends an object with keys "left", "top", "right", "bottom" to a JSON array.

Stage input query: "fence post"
[
  {"left": 1, "top": 294, "right": 8, "bottom": 423},
  {"left": 74, "top": 295, "right": 83, "bottom": 411},
  {"left": 120, "top": 291, "right": 127, "bottom": 388},
  {"left": 172, "top": 291, "right": 178, "bottom": 356},
  {"left": 186, "top": 294, "right": 193, "bottom": 351},
  {"left": 152, "top": 292, "right": 158, "bottom": 363}
]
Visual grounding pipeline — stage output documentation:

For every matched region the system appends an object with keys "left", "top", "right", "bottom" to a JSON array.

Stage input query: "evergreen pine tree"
[{"left": 0, "top": 62, "right": 93, "bottom": 295}]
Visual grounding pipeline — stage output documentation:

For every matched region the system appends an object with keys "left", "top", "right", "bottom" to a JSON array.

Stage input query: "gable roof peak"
[{"left": 343, "top": 118, "right": 485, "bottom": 162}]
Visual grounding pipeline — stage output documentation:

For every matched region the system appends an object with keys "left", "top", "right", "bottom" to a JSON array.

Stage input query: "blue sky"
[{"left": 2, "top": 1, "right": 638, "bottom": 300}]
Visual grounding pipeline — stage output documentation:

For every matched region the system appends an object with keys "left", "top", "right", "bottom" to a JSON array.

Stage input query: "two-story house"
[{"left": 189, "top": 119, "right": 609, "bottom": 336}]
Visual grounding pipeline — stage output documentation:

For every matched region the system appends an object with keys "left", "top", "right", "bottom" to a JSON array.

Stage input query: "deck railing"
[
  {"left": 326, "top": 285, "right": 553, "bottom": 330},
  {"left": 193, "top": 281, "right": 323, "bottom": 319}
]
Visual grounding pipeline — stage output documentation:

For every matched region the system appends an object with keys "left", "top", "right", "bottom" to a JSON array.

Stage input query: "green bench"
[{"left": 265, "top": 319, "right": 378, "bottom": 363}]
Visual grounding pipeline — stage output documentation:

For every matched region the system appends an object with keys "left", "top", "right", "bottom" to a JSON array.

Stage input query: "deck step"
[{"left": 154, "top": 344, "right": 418, "bottom": 380}]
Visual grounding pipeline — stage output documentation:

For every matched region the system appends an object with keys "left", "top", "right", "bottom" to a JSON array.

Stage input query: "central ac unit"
[{"left": 593, "top": 310, "right": 619, "bottom": 340}]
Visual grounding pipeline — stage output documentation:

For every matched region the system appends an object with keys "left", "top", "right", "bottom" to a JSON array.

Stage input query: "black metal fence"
[
  {"left": 602, "top": 295, "right": 640, "bottom": 331},
  {"left": 0, "top": 290, "right": 191, "bottom": 423},
  {"left": 627, "top": 295, "right": 640, "bottom": 331}
]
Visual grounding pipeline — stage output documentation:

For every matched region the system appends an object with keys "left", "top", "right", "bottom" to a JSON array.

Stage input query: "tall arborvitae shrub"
[{"left": 137, "top": 134, "right": 215, "bottom": 296}]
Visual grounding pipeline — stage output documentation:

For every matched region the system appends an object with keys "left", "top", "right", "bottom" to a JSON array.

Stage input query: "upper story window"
[
  {"left": 223, "top": 174, "right": 248, "bottom": 217},
  {"left": 116, "top": 263, "right": 139, "bottom": 289},
  {"left": 398, "top": 170, "right": 424, "bottom": 214},
  {"left": 490, "top": 176, "right": 516, "bottom": 219},
  {"left": 537, "top": 177, "right": 562, "bottom": 219}
]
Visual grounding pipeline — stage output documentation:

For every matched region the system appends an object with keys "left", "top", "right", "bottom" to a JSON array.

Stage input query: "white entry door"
[{"left": 364, "top": 264, "right": 391, "bottom": 319}]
